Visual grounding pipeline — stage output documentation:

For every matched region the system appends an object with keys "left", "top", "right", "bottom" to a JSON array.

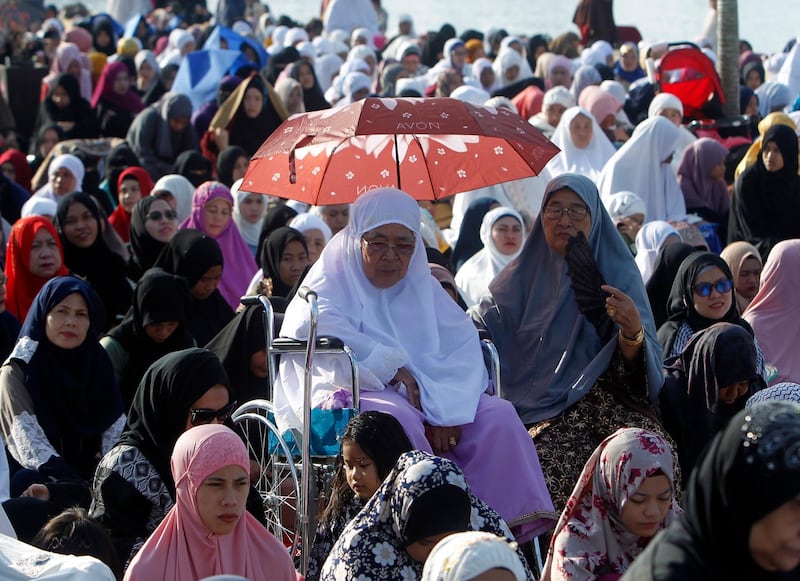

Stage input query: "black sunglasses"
[
  {"left": 190, "top": 400, "right": 237, "bottom": 426},
  {"left": 692, "top": 278, "right": 733, "bottom": 298},
  {"left": 146, "top": 209, "right": 178, "bottom": 221}
]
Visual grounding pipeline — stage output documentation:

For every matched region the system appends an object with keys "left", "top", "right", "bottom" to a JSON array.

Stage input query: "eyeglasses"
[
  {"left": 146, "top": 209, "right": 177, "bottom": 222},
  {"left": 361, "top": 239, "right": 416, "bottom": 257},
  {"left": 692, "top": 278, "right": 733, "bottom": 297},
  {"left": 190, "top": 400, "right": 237, "bottom": 426},
  {"left": 543, "top": 205, "right": 590, "bottom": 221}
]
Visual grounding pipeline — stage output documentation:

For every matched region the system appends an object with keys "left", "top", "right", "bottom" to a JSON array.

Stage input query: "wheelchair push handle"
[{"left": 298, "top": 286, "right": 317, "bottom": 302}]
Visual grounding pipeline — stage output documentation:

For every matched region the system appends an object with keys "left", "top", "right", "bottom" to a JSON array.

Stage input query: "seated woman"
[
  {"left": 720, "top": 241, "right": 762, "bottom": 315},
  {"left": 289, "top": 213, "right": 332, "bottom": 264},
  {"left": 91, "top": 348, "right": 235, "bottom": 567},
  {"left": 728, "top": 124, "right": 800, "bottom": 261},
  {"left": 54, "top": 192, "right": 132, "bottom": 330},
  {"left": 0, "top": 276, "right": 124, "bottom": 497},
  {"left": 151, "top": 174, "right": 195, "bottom": 223},
  {"left": 622, "top": 401, "right": 800, "bottom": 579},
  {"left": 180, "top": 181, "right": 258, "bottom": 310},
  {"left": 34, "top": 73, "right": 100, "bottom": 142},
  {"left": 5, "top": 217, "right": 69, "bottom": 322},
  {"left": 634, "top": 221, "right": 680, "bottom": 285},
  {"left": 277, "top": 188, "right": 553, "bottom": 539},
  {"left": 155, "top": 229, "right": 235, "bottom": 345},
  {"left": 206, "top": 303, "right": 271, "bottom": 402},
  {"left": 24, "top": 153, "right": 84, "bottom": 214},
  {"left": 217, "top": 146, "right": 250, "bottom": 188},
  {"left": 676, "top": 138, "right": 730, "bottom": 234},
  {"left": 645, "top": 243, "right": 700, "bottom": 330},
  {"left": 321, "top": 451, "right": 533, "bottom": 580},
  {"left": 102, "top": 268, "right": 194, "bottom": 409},
  {"left": 660, "top": 322, "right": 764, "bottom": 482},
  {"left": 307, "top": 411, "right": 413, "bottom": 581},
  {"left": 743, "top": 239, "right": 800, "bottom": 385},
  {"left": 231, "top": 177, "right": 266, "bottom": 256},
  {"left": 472, "top": 173, "right": 668, "bottom": 512},
  {"left": 546, "top": 106, "right": 616, "bottom": 182},
  {"left": 455, "top": 207, "right": 525, "bottom": 307},
  {"left": 127, "top": 196, "right": 179, "bottom": 282},
  {"left": 123, "top": 424, "right": 295, "bottom": 581},
  {"left": 603, "top": 191, "right": 646, "bottom": 253},
  {"left": 250, "top": 226, "right": 310, "bottom": 303},
  {"left": 543, "top": 428, "right": 681, "bottom": 581},
  {"left": 91, "top": 61, "right": 145, "bottom": 139},
  {"left": 657, "top": 252, "right": 765, "bottom": 379},
  {"left": 109, "top": 166, "right": 153, "bottom": 244}
]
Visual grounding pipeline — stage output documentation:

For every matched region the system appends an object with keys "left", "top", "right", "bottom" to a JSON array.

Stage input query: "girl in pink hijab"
[
  {"left": 180, "top": 181, "right": 258, "bottom": 309},
  {"left": 123, "top": 424, "right": 296, "bottom": 581}
]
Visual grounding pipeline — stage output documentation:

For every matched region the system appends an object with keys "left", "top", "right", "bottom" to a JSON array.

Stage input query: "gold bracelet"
[{"left": 619, "top": 327, "right": 644, "bottom": 346}]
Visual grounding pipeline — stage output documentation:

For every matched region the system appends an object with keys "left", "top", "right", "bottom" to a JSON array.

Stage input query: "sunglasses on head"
[
  {"left": 146, "top": 209, "right": 177, "bottom": 221},
  {"left": 190, "top": 400, "right": 237, "bottom": 426},
  {"left": 692, "top": 278, "right": 733, "bottom": 298}
]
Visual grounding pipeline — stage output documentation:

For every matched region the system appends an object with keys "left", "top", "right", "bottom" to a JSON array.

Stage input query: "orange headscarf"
[{"left": 5, "top": 217, "right": 69, "bottom": 322}]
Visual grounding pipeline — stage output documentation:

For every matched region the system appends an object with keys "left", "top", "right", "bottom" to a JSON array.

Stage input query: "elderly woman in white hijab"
[
  {"left": 648, "top": 91, "right": 698, "bottom": 173},
  {"left": 289, "top": 212, "right": 332, "bottom": 263},
  {"left": 23, "top": 154, "right": 84, "bottom": 216},
  {"left": 529, "top": 86, "right": 575, "bottom": 139},
  {"left": 603, "top": 190, "right": 647, "bottom": 251},
  {"left": 492, "top": 48, "right": 526, "bottom": 89},
  {"left": 598, "top": 116, "right": 687, "bottom": 223},
  {"left": 634, "top": 220, "right": 681, "bottom": 284},
  {"left": 546, "top": 106, "right": 616, "bottom": 182},
  {"left": 455, "top": 206, "right": 525, "bottom": 307},
  {"left": 276, "top": 187, "right": 554, "bottom": 542},
  {"left": 422, "top": 531, "right": 528, "bottom": 581}
]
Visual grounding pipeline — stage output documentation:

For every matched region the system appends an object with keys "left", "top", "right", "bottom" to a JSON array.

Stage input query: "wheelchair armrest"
[{"left": 272, "top": 336, "right": 346, "bottom": 352}]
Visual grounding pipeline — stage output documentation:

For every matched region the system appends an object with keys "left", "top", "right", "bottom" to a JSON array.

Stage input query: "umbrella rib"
[{"left": 413, "top": 134, "right": 440, "bottom": 200}]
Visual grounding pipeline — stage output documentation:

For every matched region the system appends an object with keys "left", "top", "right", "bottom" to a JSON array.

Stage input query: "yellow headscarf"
[{"left": 734, "top": 112, "right": 798, "bottom": 179}]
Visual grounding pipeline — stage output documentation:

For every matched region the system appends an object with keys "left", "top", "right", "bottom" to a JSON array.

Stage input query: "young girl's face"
[
  {"left": 620, "top": 473, "right": 673, "bottom": 538},
  {"left": 343, "top": 442, "right": 380, "bottom": 500}
]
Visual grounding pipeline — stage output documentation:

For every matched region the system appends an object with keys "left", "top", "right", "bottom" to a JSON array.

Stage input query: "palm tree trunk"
[{"left": 717, "top": 0, "right": 740, "bottom": 117}]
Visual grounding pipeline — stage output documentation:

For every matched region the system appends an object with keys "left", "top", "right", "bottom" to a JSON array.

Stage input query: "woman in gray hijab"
[
  {"left": 472, "top": 173, "right": 670, "bottom": 511},
  {"left": 126, "top": 93, "right": 199, "bottom": 181}
]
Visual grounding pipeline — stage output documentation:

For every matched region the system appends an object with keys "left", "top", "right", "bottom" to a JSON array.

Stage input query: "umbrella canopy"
[{"left": 242, "top": 97, "right": 560, "bottom": 203}]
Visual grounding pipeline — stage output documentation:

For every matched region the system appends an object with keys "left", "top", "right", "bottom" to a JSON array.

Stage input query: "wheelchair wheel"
[{"left": 233, "top": 404, "right": 301, "bottom": 558}]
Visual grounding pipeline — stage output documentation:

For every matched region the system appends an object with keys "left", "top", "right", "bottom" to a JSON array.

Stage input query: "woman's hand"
[
  {"left": 213, "top": 127, "right": 230, "bottom": 151},
  {"left": 21, "top": 483, "right": 50, "bottom": 501},
  {"left": 602, "top": 284, "right": 642, "bottom": 338},
  {"left": 426, "top": 425, "right": 463, "bottom": 455},
  {"left": 390, "top": 367, "right": 421, "bottom": 410}
]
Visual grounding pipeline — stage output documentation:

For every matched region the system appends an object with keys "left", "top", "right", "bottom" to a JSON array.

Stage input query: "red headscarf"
[
  {"left": 90, "top": 61, "right": 145, "bottom": 113},
  {"left": 109, "top": 166, "right": 154, "bottom": 243},
  {"left": 0, "top": 149, "right": 33, "bottom": 193},
  {"left": 5, "top": 216, "right": 69, "bottom": 321}
]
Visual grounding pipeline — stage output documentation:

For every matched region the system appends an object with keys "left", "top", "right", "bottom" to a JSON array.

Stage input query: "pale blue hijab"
[{"left": 481, "top": 173, "right": 663, "bottom": 424}]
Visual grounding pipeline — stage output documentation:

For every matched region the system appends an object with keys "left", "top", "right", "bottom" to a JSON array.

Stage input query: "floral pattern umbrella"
[{"left": 242, "top": 97, "right": 560, "bottom": 204}]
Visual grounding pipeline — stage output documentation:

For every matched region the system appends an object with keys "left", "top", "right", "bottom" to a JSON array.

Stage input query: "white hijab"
[
  {"left": 152, "top": 174, "right": 195, "bottom": 224},
  {"left": 276, "top": 188, "right": 487, "bottom": 433},
  {"left": 546, "top": 107, "right": 616, "bottom": 182},
  {"left": 455, "top": 206, "right": 525, "bottom": 307},
  {"left": 231, "top": 178, "right": 267, "bottom": 248},
  {"left": 634, "top": 220, "right": 680, "bottom": 284},
  {"left": 598, "top": 116, "right": 687, "bottom": 223}
]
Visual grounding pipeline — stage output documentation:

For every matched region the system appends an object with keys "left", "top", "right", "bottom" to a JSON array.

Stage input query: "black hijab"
[
  {"left": 645, "top": 242, "right": 700, "bottom": 329},
  {"left": 452, "top": 197, "right": 497, "bottom": 271},
  {"left": 104, "top": 142, "right": 140, "bottom": 205},
  {"left": 107, "top": 268, "right": 194, "bottom": 409},
  {"left": 128, "top": 196, "right": 171, "bottom": 281},
  {"left": 42, "top": 73, "right": 87, "bottom": 124},
  {"left": 153, "top": 229, "right": 235, "bottom": 345},
  {"left": 657, "top": 252, "right": 752, "bottom": 359},
  {"left": 115, "top": 347, "right": 232, "bottom": 498},
  {"left": 660, "top": 322, "right": 764, "bottom": 480},
  {"left": 258, "top": 203, "right": 298, "bottom": 255},
  {"left": 172, "top": 150, "right": 212, "bottom": 188},
  {"left": 216, "top": 145, "right": 248, "bottom": 188},
  {"left": 422, "top": 24, "right": 456, "bottom": 68},
  {"left": 288, "top": 60, "right": 330, "bottom": 112},
  {"left": 54, "top": 192, "right": 133, "bottom": 330},
  {"left": 9, "top": 276, "right": 122, "bottom": 479},
  {"left": 624, "top": 401, "right": 800, "bottom": 580},
  {"left": 729, "top": 124, "right": 800, "bottom": 261},
  {"left": 264, "top": 46, "right": 300, "bottom": 86},
  {"left": 205, "top": 303, "right": 269, "bottom": 403},
  {"left": 260, "top": 226, "right": 309, "bottom": 298},
  {"left": 229, "top": 75, "right": 284, "bottom": 157},
  {"left": 91, "top": 17, "right": 116, "bottom": 56}
]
